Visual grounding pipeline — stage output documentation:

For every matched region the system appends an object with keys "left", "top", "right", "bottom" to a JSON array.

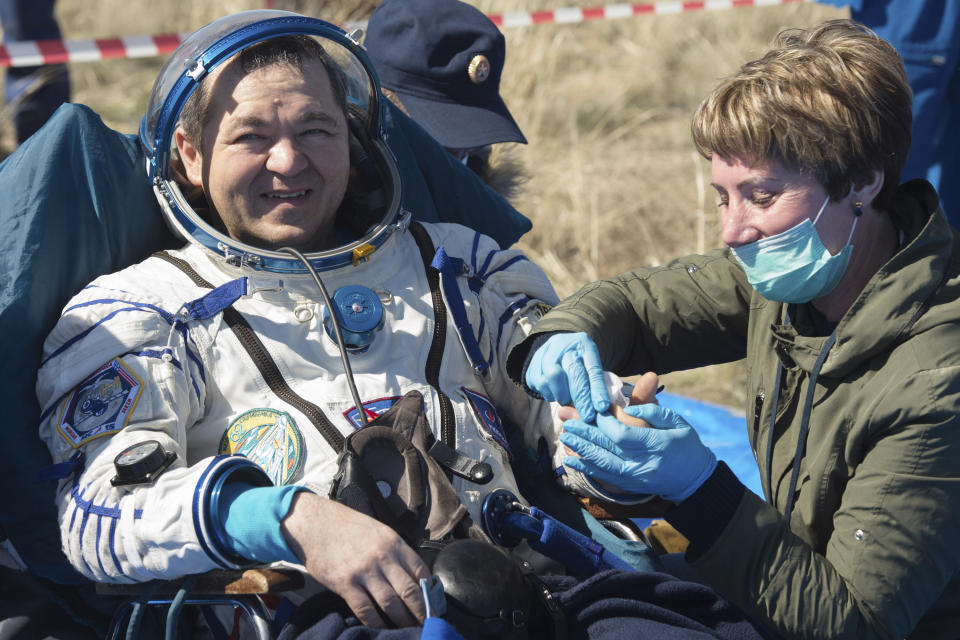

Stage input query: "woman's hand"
[
  {"left": 557, "top": 370, "right": 661, "bottom": 424},
  {"left": 559, "top": 372, "right": 717, "bottom": 502},
  {"left": 281, "top": 493, "right": 429, "bottom": 628},
  {"left": 525, "top": 332, "right": 610, "bottom": 423},
  {"left": 558, "top": 372, "right": 659, "bottom": 495}
]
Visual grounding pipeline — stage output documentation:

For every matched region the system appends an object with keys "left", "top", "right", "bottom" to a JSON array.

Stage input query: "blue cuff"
[
  {"left": 196, "top": 456, "right": 271, "bottom": 568},
  {"left": 218, "top": 482, "right": 312, "bottom": 564},
  {"left": 663, "top": 461, "right": 745, "bottom": 555}
]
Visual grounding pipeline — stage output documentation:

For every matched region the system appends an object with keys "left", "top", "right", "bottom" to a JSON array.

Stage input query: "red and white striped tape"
[
  {"left": 0, "top": 0, "right": 812, "bottom": 68},
  {"left": 0, "top": 34, "right": 187, "bottom": 67},
  {"left": 488, "top": 0, "right": 810, "bottom": 28}
]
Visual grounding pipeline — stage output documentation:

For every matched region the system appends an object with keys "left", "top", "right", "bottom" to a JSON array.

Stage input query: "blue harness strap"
[
  {"left": 36, "top": 451, "right": 84, "bottom": 482},
  {"left": 430, "top": 247, "right": 490, "bottom": 377},
  {"left": 182, "top": 278, "right": 247, "bottom": 321},
  {"left": 525, "top": 506, "right": 635, "bottom": 577},
  {"left": 420, "top": 617, "right": 466, "bottom": 640},
  {"left": 485, "top": 490, "right": 636, "bottom": 579}
]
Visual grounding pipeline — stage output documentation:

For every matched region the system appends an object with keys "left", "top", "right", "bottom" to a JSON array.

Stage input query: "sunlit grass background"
[{"left": 2, "top": 0, "right": 845, "bottom": 408}]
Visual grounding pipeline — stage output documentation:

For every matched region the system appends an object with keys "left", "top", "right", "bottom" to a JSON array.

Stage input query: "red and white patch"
[{"left": 462, "top": 387, "right": 512, "bottom": 459}]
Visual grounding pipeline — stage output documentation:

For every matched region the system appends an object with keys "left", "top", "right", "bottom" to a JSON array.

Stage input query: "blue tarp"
[{"left": 0, "top": 104, "right": 167, "bottom": 584}]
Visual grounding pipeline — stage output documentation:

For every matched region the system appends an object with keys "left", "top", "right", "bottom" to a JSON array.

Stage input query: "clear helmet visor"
[{"left": 139, "top": 10, "right": 403, "bottom": 273}]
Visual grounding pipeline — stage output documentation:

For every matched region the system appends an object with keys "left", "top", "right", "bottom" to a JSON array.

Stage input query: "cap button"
[{"left": 467, "top": 54, "right": 491, "bottom": 84}]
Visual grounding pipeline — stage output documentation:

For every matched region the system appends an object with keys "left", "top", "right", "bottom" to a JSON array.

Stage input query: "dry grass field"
[{"left": 3, "top": 0, "right": 845, "bottom": 408}]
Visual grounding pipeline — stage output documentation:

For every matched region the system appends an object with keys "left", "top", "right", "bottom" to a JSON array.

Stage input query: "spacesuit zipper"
[
  {"left": 221, "top": 311, "right": 345, "bottom": 451},
  {"left": 152, "top": 251, "right": 346, "bottom": 453},
  {"left": 408, "top": 222, "right": 456, "bottom": 449}
]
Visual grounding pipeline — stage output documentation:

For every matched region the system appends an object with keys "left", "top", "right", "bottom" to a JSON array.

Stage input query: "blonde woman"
[{"left": 515, "top": 19, "right": 960, "bottom": 639}]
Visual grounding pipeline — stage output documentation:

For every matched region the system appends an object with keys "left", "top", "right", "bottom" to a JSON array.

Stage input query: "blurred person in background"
[
  {"left": 511, "top": 19, "right": 960, "bottom": 639},
  {"left": 822, "top": 0, "right": 959, "bottom": 228},
  {"left": 0, "top": 0, "right": 70, "bottom": 145},
  {"left": 364, "top": 0, "right": 528, "bottom": 203}
]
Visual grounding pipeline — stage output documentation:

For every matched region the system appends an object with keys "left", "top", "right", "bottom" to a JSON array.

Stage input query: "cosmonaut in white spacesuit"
[{"left": 33, "top": 10, "right": 632, "bottom": 633}]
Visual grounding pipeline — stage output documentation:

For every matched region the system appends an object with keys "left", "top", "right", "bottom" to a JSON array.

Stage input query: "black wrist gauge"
[{"left": 111, "top": 440, "right": 177, "bottom": 486}]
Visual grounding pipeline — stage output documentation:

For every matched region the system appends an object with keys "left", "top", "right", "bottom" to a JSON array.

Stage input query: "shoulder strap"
[
  {"left": 407, "top": 224, "right": 497, "bottom": 486},
  {"left": 152, "top": 251, "right": 346, "bottom": 453}
]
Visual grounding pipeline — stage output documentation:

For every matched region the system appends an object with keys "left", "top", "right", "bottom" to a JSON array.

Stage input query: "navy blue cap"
[{"left": 364, "top": 0, "right": 527, "bottom": 149}]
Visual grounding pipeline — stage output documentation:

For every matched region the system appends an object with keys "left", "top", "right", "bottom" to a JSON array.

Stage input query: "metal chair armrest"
[
  {"left": 98, "top": 568, "right": 305, "bottom": 640},
  {"left": 96, "top": 567, "right": 305, "bottom": 596}
]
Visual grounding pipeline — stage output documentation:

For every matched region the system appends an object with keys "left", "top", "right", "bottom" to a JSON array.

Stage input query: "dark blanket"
[{"left": 277, "top": 570, "right": 778, "bottom": 640}]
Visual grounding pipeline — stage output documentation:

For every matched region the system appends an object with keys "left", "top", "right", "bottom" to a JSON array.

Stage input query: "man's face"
[{"left": 176, "top": 57, "right": 350, "bottom": 251}]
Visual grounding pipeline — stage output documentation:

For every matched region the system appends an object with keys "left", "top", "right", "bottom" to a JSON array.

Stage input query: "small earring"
[{"left": 854, "top": 201, "right": 863, "bottom": 217}]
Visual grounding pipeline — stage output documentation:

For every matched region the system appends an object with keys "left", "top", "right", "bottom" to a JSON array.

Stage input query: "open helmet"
[{"left": 140, "top": 10, "right": 403, "bottom": 273}]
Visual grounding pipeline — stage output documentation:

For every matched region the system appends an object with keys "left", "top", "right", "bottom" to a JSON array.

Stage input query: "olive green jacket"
[{"left": 510, "top": 181, "right": 960, "bottom": 639}]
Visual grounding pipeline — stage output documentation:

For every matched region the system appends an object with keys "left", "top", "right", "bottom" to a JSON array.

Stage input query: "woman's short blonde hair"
[{"left": 691, "top": 19, "right": 911, "bottom": 210}]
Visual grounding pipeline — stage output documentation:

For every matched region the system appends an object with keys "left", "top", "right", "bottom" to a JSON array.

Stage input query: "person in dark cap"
[
  {"left": 365, "top": 0, "right": 528, "bottom": 201},
  {"left": 0, "top": 0, "right": 71, "bottom": 146}
]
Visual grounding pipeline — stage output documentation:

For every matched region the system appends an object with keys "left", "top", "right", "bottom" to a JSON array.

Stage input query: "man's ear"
[{"left": 175, "top": 128, "right": 204, "bottom": 188}]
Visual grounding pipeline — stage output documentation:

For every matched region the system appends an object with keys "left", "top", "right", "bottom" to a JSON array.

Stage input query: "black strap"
[
  {"left": 407, "top": 221, "right": 457, "bottom": 450},
  {"left": 152, "top": 251, "right": 345, "bottom": 453},
  {"left": 782, "top": 331, "right": 836, "bottom": 527},
  {"left": 763, "top": 363, "right": 783, "bottom": 507},
  {"left": 523, "top": 568, "right": 568, "bottom": 640},
  {"left": 428, "top": 439, "right": 493, "bottom": 485}
]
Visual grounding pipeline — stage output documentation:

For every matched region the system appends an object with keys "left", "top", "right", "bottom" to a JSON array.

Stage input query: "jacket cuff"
[
  {"left": 505, "top": 331, "right": 561, "bottom": 393},
  {"left": 663, "top": 461, "right": 745, "bottom": 554}
]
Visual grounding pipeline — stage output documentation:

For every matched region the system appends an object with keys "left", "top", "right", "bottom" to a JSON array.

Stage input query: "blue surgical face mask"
[{"left": 731, "top": 195, "right": 858, "bottom": 303}]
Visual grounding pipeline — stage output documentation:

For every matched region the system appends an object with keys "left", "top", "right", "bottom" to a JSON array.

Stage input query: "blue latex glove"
[
  {"left": 525, "top": 332, "right": 610, "bottom": 423},
  {"left": 559, "top": 404, "right": 717, "bottom": 503}
]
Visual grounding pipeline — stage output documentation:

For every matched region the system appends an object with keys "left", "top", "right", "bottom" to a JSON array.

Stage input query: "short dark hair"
[{"left": 177, "top": 35, "right": 348, "bottom": 154}]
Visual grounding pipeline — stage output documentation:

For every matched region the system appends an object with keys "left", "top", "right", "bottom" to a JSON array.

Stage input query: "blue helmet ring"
[{"left": 140, "top": 10, "right": 404, "bottom": 273}]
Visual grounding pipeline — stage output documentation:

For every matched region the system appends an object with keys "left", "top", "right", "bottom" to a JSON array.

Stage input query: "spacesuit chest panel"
[{"left": 175, "top": 238, "right": 520, "bottom": 513}]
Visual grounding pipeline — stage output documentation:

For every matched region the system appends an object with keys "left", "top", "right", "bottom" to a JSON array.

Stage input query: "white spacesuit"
[
  {"left": 37, "top": 221, "right": 561, "bottom": 583},
  {"left": 34, "top": 11, "right": 566, "bottom": 586}
]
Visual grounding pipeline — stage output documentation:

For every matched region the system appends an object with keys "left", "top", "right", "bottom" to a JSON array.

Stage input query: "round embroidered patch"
[{"left": 218, "top": 409, "right": 305, "bottom": 485}]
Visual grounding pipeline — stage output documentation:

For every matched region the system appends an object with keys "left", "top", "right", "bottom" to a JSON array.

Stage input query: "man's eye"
[
  {"left": 233, "top": 133, "right": 262, "bottom": 143},
  {"left": 302, "top": 128, "right": 334, "bottom": 137},
  {"left": 715, "top": 197, "right": 729, "bottom": 208},
  {"left": 750, "top": 191, "right": 775, "bottom": 206}
]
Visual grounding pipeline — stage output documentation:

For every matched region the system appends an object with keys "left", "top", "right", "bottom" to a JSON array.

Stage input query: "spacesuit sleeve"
[
  {"left": 444, "top": 231, "right": 642, "bottom": 502},
  {"left": 36, "top": 273, "right": 271, "bottom": 583}
]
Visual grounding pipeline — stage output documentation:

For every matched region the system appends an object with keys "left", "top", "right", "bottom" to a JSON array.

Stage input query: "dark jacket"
[{"left": 509, "top": 181, "right": 960, "bottom": 639}]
